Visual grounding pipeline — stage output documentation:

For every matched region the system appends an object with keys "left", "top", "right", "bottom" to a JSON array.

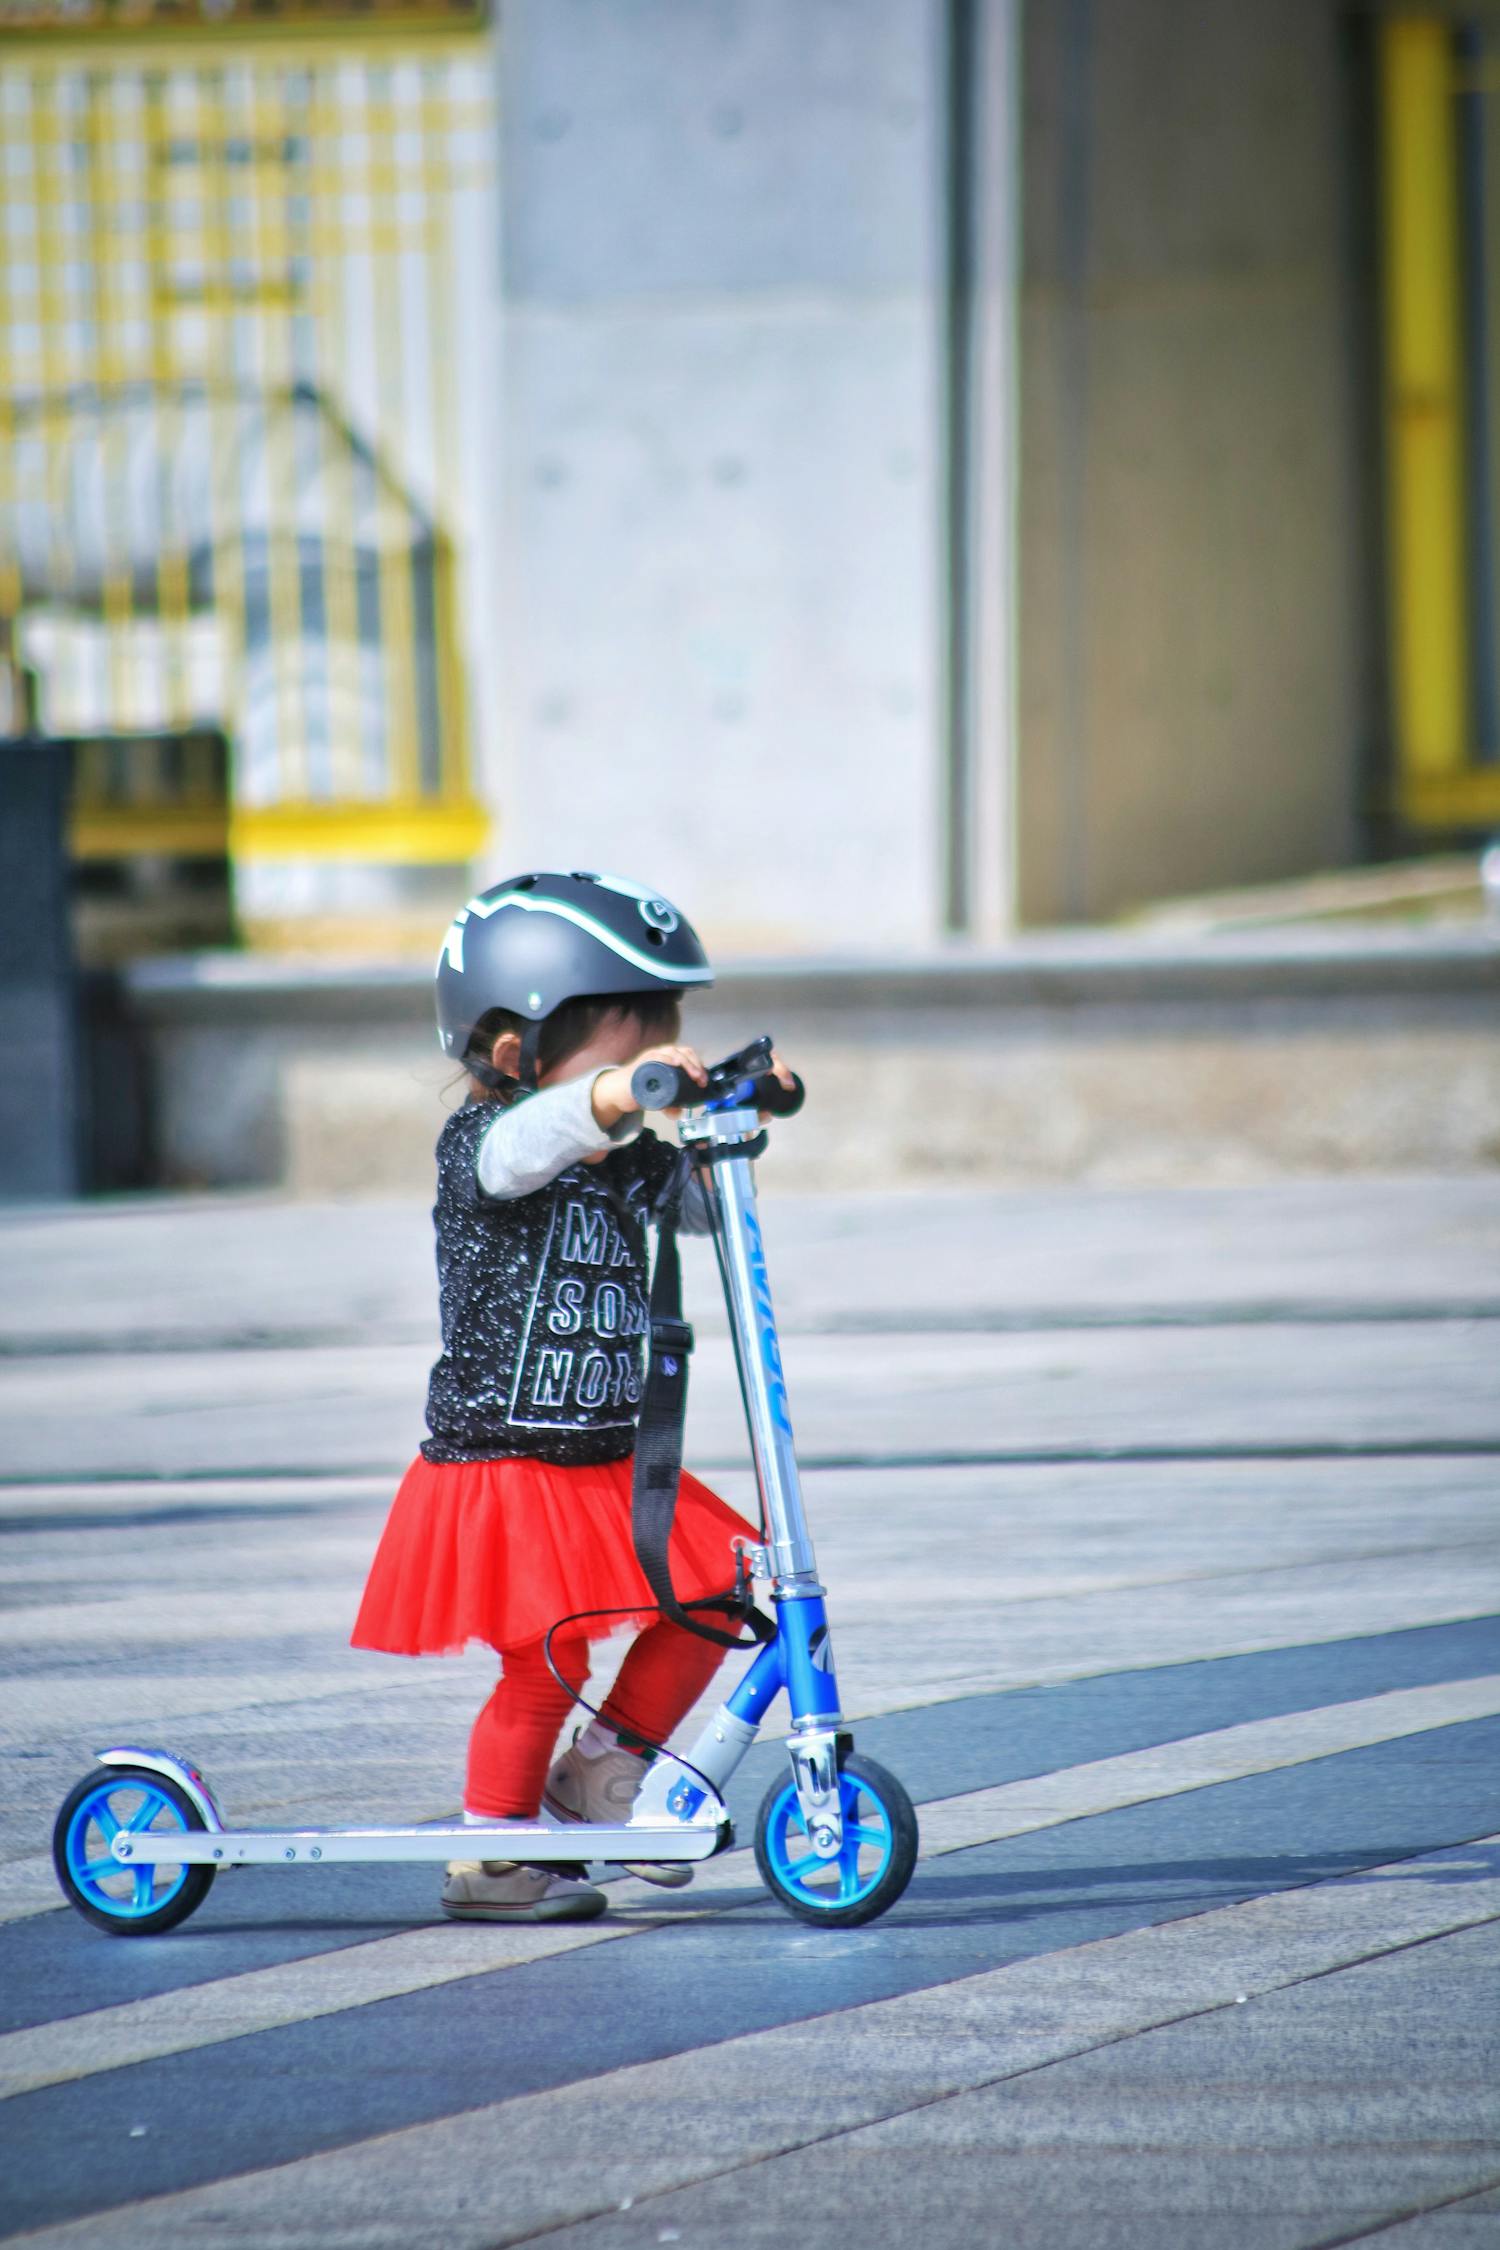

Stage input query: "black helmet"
[{"left": 435, "top": 870, "right": 713, "bottom": 1083}]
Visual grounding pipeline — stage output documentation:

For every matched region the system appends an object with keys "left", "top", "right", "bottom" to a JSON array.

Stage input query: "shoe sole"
[
  {"left": 440, "top": 1895, "right": 607, "bottom": 1923},
  {"left": 542, "top": 1792, "right": 696, "bottom": 1890}
]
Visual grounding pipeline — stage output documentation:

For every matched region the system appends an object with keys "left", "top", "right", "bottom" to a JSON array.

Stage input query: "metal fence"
[{"left": 0, "top": 26, "right": 492, "bottom": 915}]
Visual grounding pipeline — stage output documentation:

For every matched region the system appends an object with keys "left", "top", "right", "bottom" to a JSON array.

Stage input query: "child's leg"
[
  {"left": 542, "top": 1622, "right": 725, "bottom": 1889},
  {"left": 466, "top": 1635, "right": 589, "bottom": 1817},
  {"left": 596, "top": 1617, "right": 726, "bottom": 1751}
]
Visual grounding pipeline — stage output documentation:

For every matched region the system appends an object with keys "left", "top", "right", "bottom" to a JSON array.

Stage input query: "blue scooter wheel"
[
  {"left": 53, "top": 1769, "right": 215, "bottom": 1937},
  {"left": 754, "top": 1751, "right": 917, "bottom": 1927}
]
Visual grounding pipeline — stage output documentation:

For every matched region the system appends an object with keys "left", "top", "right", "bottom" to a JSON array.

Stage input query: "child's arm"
[{"left": 474, "top": 1077, "right": 640, "bottom": 1201}]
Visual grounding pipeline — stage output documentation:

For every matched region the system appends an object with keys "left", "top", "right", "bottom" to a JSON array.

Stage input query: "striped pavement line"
[
  {"left": 2, "top": 1671, "right": 1498, "bottom": 2105},
  {"left": 0, "top": 1861, "right": 79, "bottom": 1930},
  {"left": 11, "top": 1832, "right": 1500, "bottom": 2250}
]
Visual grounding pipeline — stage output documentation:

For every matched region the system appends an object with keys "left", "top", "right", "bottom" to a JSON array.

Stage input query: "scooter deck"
[{"left": 109, "top": 1820, "right": 729, "bottom": 1868}]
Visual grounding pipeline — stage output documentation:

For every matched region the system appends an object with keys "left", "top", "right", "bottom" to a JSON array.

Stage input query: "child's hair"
[{"left": 465, "top": 991, "right": 682, "bottom": 1097}]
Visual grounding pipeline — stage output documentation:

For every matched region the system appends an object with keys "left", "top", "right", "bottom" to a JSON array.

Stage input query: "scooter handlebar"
[{"left": 630, "top": 1060, "right": 806, "bottom": 1117}]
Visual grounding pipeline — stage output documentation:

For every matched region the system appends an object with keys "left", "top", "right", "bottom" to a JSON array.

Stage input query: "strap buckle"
[
  {"left": 682, "top": 1545, "right": 776, "bottom": 1644},
  {"left": 732, "top": 1535, "right": 772, "bottom": 1581},
  {"left": 650, "top": 1315, "right": 695, "bottom": 1357}
]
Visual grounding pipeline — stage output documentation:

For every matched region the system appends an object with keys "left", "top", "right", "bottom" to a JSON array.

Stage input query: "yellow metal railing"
[
  {"left": 1379, "top": 14, "right": 1500, "bottom": 827},
  {"left": 0, "top": 2, "right": 486, "bottom": 31},
  {"left": 0, "top": 29, "right": 493, "bottom": 908}
]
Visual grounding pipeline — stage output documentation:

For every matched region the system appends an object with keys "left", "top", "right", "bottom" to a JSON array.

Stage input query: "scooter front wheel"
[
  {"left": 754, "top": 1751, "right": 917, "bottom": 1928},
  {"left": 53, "top": 1768, "right": 216, "bottom": 1936}
]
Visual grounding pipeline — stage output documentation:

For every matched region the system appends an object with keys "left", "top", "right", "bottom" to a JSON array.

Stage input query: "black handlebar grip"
[
  {"left": 752, "top": 1071, "right": 806, "bottom": 1117},
  {"left": 630, "top": 1059, "right": 693, "bottom": 1110},
  {"left": 629, "top": 1060, "right": 808, "bottom": 1115}
]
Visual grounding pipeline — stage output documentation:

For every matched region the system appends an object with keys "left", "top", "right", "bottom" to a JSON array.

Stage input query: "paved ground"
[{"left": 1, "top": 1171, "right": 1498, "bottom": 2246}]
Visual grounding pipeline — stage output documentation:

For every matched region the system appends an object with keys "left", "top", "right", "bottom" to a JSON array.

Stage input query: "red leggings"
[{"left": 466, "top": 1620, "right": 726, "bottom": 1817}]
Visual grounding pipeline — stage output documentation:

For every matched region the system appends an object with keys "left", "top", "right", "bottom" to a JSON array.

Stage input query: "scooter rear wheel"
[
  {"left": 754, "top": 1751, "right": 917, "bottom": 1927},
  {"left": 53, "top": 1768, "right": 215, "bottom": 1936}
]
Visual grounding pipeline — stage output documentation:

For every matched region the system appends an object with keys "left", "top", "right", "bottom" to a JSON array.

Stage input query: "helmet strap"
[
  {"left": 461, "top": 1018, "right": 546, "bottom": 1100},
  {"left": 465, "top": 1050, "right": 518, "bottom": 1097}
]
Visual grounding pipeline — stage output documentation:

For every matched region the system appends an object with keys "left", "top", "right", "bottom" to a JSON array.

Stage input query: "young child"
[{"left": 352, "top": 870, "right": 786, "bottom": 1924}]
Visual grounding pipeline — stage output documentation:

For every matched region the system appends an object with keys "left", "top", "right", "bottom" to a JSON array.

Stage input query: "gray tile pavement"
[
  {"left": 4, "top": 1175, "right": 1498, "bottom": 1359},
  {"left": 0, "top": 1319, "right": 1495, "bottom": 1483},
  {"left": 1, "top": 1175, "right": 1497, "bottom": 2244},
  {"left": 10, "top": 1834, "right": 1499, "bottom": 2248},
  {"left": 5, "top": 1453, "right": 1499, "bottom": 1871},
  {"left": 536, "top": 1918, "right": 1500, "bottom": 2250}
]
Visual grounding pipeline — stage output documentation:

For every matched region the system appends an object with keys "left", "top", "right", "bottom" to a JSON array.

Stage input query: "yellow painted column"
[{"left": 1379, "top": 16, "right": 1470, "bottom": 812}]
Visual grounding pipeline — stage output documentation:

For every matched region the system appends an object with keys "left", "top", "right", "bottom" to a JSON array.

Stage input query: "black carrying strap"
[{"left": 631, "top": 1148, "right": 772, "bottom": 1650}]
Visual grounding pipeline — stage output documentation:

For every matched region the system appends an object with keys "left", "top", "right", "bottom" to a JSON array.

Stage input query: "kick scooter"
[{"left": 53, "top": 1039, "right": 919, "bottom": 1936}]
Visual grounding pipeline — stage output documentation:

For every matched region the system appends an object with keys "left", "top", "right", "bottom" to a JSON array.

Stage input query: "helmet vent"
[
  {"left": 511, "top": 874, "right": 538, "bottom": 890},
  {"left": 571, "top": 870, "right": 599, "bottom": 882},
  {"left": 644, "top": 926, "right": 666, "bottom": 946}
]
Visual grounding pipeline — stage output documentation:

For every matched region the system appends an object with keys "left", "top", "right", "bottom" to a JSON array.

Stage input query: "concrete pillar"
[{"left": 492, "top": 0, "right": 958, "bottom": 953}]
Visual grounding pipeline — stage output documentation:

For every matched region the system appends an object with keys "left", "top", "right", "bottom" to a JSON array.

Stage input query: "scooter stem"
[{"left": 681, "top": 1107, "right": 820, "bottom": 1591}]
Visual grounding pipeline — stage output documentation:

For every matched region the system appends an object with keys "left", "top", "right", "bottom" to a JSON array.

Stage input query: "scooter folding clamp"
[
  {"left": 787, "top": 1726, "right": 846, "bottom": 1859},
  {"left": 731, "top": 1535, "right": 772, "bottom": 1581}
]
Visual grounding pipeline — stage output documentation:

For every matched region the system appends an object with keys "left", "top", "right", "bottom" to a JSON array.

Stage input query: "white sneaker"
[
  {"left": 543, "top": 1737, "right": 695, "bottom": 1890},
  {"left": 440, "top": 1859, "right": 607, "bottom": 1922}
]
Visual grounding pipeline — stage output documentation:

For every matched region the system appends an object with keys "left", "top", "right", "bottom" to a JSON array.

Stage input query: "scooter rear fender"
[{"left": 94, "top": 1746, "right": 227, "bottom": 1832}]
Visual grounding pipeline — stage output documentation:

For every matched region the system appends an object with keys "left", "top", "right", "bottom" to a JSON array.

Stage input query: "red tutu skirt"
[{"left": 351, "top": 1453, "right": 757, "bottom": 1658}]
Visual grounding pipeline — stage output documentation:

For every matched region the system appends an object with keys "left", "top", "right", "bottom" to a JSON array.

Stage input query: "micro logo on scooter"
[{"left": 743, "top": 1205, "right": 793, "bottom": 1436}]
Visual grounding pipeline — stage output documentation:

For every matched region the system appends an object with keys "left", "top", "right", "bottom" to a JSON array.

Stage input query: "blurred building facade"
[{"left": 2, "top": 0, "right": 1498, "bottom": 957}]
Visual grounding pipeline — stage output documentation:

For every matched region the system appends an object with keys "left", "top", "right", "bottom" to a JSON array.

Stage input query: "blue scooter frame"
[{"left": 53, "top": 1093, "right": 918, "bottom": 1931}]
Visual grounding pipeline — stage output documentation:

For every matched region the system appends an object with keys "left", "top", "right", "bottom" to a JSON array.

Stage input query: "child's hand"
[
  {"left": 759, "top": 1048, "right": 798, "bottom": 1120},
  {"left": 591, "top": 1043, "right": 708, "bottom": 1129}
]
